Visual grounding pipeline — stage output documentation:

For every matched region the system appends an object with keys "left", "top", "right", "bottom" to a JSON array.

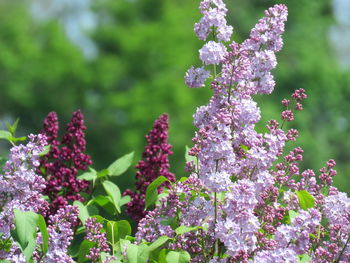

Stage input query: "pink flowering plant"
[{"left": 1, "top": 0, "right": 350, "bottom": 262}]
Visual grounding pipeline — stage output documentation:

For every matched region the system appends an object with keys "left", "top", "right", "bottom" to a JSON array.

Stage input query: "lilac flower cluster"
[
  {"left": 39, "top": 110, "right": 92, "bottom": 216},
  {"left": 185, "top": 66, "right": 210, "bottom": 88},
  {"left": 0, "top": 134, "right": 48, "bottom": 260},
  {"left": 41, "top": 205, "right": 79, "bottom": 262},
  {"left": 84, "top": 217, "right": 110, "bottom": 262},
  {"left": 137, "top": 1, "right": 350, "bottom": 262},
  {"left": 185, "top": 0, "right": 233, "bottom": 88},
  {"left": 123, "top": 114, "right": 175, "bottom": 222},
  {"left": 136, "top": 176, "right": 215, "bottom": 262},
  {"left": 194, "top": 0, "right": 233, "bottom": 42}
]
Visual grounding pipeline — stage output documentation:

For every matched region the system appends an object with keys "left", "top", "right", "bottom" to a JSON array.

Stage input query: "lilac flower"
[
  {"left": 195, "top": 0, "right": 232, "bottom": 42},
  {"left": 43, "top": 205, "right": 79, "bottom": 262},
  {"left": 39, "top": 110, "right": 92, "bottom": 216},
  {"left": 199, "top": 41, "right": 227, "bottom": 65},
  {"left": 216, "top": 180, "right": 260, "bottom": 257},
  {"left": 185, "top": 66, "right": 210, "bottom": 88},
  {"left": 0, "top": 134, "right": 48, "bottom": 240},
  {"left": 84, "top": 217, "right": 110, "bottom": 262},
  {"left": 123, "top": 114, "right": 175, "bottom": 222},
  {"left": 136, "top": 176, "right": 215, "bottom": 262}
]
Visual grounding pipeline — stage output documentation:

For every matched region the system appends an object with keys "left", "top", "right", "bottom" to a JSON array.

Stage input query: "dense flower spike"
[
  {"left": 39, "top": 110, "right": 92, "bottom": 216},
  {"left": 84, "top": 217, "right": 110, "bottom": 262},
  {"left": 0, "top": 134, "right": 48, "bottom": 260},
  {"left": 136, "top": 176, "right": 215, "bottom": 263},
  {"left": 194, "top": 0, "right": 233, "bottom": 42},
  {"left": 137, "top": 1, "right": 350, "bottom": 262},
  {"left": 42, "top": 205, "right": 79, "bottom": 262},
  {"left": 123, "top": 114, "right": 175, "bottom": 222}
]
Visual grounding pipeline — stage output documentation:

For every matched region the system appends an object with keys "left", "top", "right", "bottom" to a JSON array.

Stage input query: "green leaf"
[
  {"left": 179, "top": 177, "right": 188, "bottom": 182},
  {"left": 298, "top": 254, "right": 311, "bottom": 263},
  {"left": 145, "top": 176, "right": 169, "bottom": 210},
  {"left": 77, "top": 169, "right": 97, "bottom": 181},
  {"left": 106, "top": 220, "right": 132, "bottom": 245},
  {"left": 125, "top": 235, "right": 136, "bottom": 242},
  {"left": 0, "top": 237, "right": 12, "bottom": 252},
  {"left": 6, "top": 118, "right": 20, "bottom": 135},
  {"left": 90, "top": 195, "right": 116, "bottom": 215},
  {"left": 240, "top": 144, "right": 249, "bottom": 152},
  {"left": 73, "top": 201, "right": 90, "bottom": 224},
  {"left": 175, "top": 226, "right": 200, "bottom": 236},
  {"left": 107, "top": 152, "right": 134, "bottom": 176},
  {"left": 296, "top": 190, "right": 315, "bottom": 210},
  {"left": 289, "top": 210, "right": 299, "bottom": 222},
  {"left": 38, "top": 145, "right": 51, "bottom": 157},
  {"left": 115, "top": 220, "right": 131, "bottom": 240},
  {"left": 97, "top": 169, "right": 110, "bottom": 178},
  {"left": 91, "top": 195, "right": 111, "bottom": 206},
  {"left": 102, "top": 180, "right": 122, "bottom": 213},
  {"left": 148, "top": 236, "right": 170, "bottom": 251},
  {"left": 78, "top": 239, "right": 95, "bottom": 263},
  {"left": 12, "top": 209, "right": 39, "bottom": 261},
  {"left": 158, "top": 249, "right": 168, "bottom": 263},
  {"left": 126, "top": 244, "right": 150, "bottom": 263},
  {"left": 185, "top": 146, "right": 196, "bottom": 163},
  {"left": 0, "top": 130, "right": 12, "bottom": 141},
  {"left": 36, "top": 215, "right": 49, "bottom": 255},
  {"left": 165, "top": 251, "right": 191, "bottom": 263},
  {"left": 10, "top": 136, "right": 26, "bottom": 143},
  {"left": 120, "top": 195, "right": 131, "bottom": 206}
]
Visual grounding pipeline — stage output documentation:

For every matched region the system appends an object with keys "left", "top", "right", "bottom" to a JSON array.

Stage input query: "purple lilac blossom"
[
  {"left": 39, "top": 110, "right": 92, "bottom": 217},
  {"left": 185, "top": 66, "right": 210, "bottom": 88},
  {"left": 42, "top": 205, "right": 79, "bottom": 262},
  {"left": 199, "top": 41, "right": 227, "bottom": 65},
  {"left": 123, "top": 114, "right": 175, "bottom": 223},
  {"left": 84, "top": 217, "right": 110, "bottom": 262},
  {"left": 136, "top": 176, "right": 215, "bottom": 263},
  {"left": 0, "top": 134, "right": 48, "bottom": 260},
  {"left": 195, "top": 0, "right": 233, "bottom": 42}
]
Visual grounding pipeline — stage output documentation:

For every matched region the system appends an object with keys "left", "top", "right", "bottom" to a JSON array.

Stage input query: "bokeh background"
[{"left": 1, "top": 0, "right": 350, "bottom": 194}]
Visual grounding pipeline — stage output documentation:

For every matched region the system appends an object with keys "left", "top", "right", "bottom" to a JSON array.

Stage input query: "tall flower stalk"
[
  {"left": 0, "top": 134, "right": 48, "bottom": 261},
  {"left": 123, "top": 114, "right": 175, "bottom": 222},
  {"left": 39, "top": 110, "right": 92, "bottom": 216},
  {"left": 136, "top": 1, "right": 350, "bottom": 262}
]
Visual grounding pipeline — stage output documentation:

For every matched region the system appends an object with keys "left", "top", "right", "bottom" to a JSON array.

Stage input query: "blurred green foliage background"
[{"left": 0, "top": 0, "right": 349, "bottom": 193}]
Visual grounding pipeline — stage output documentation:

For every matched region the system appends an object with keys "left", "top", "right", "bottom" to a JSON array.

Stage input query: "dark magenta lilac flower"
[
  {"left": 39, "top": 110, "right": 92, "bottom": 216},
  {"left": 123, "top": 114, "right": 175, "bottom": 222}
]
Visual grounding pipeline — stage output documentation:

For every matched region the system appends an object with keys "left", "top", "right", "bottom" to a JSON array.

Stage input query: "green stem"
[
  {"left": 335, "top": 235, "right": 350, "bottom": 263},
  {"left": 214, "top": 192, "right": 219, "bottom": 255},
  {"left": 213, "top": 160, "right": 219, "bottom": 255}
]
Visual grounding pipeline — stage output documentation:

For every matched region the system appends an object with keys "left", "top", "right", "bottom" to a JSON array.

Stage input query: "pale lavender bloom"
[
  {"left": 205, "top": 171, "right": 232, "bottom": 192},
  {"left": 199, "top": 0, "right": 227, "bottom": 11},
  {"left": 0, "top": 134, "right": 48, "bottom": 260},
  {"left": 252, "top": 248, "right": 298, "bottom": 263},
  {"left": 85, "top": 217, "right": 110, "bottom": 261},
  {"left": 217, "top": 24, "right": 233, "bottom": 42},
  {"left": 324, "top": 192, "right": 350, "bottom": 243},
  {"left": 239, "top": 5, "right": 288, "bottom": 95},
  {"left": 324, "top": 192, "right": 350, "bottom": 226},
  {"left": 199, "top": 41, "right": 227, "bottom": 65},
  {"left": 217, "top": 180, "right": 260, "bottom": 257},
  {"left": 195, "top": 0, "right": 232, "bottom": 42},
  {"left": 274, "top": 209, "right": 321, "bottom": 254},
  {"left": 236, "top": 98, "right": 261, "bottom": 125},
  {"left": 136, "top": 176, "right": 215, "bottom": 262},
  {"left": 185, "top": 66, "right": 210, "bottom": 88},
  {"left": 44, "top": 205, "right": 79, "bottom": 262}
]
